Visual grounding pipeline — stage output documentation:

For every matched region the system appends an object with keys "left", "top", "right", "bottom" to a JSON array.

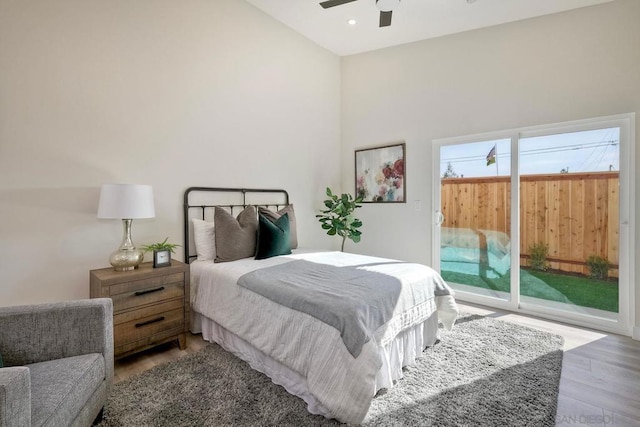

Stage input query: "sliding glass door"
[
  {"left": 437, "top": 138, "right": 513, "bottom": 304},
  {"left": 518, "top": 128, "right": 621, "bottom": 319},
  {"left": 433, "top": 114, "right": 634, "bottom": 334}
]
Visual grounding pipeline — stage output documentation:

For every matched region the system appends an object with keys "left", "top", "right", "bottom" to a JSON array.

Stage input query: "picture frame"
[
  {"left": 152, "top": 249, "right": 172, "bottom": 268},
  {"left": 355, "top": 142, "right": 406, "bottom": 203}
]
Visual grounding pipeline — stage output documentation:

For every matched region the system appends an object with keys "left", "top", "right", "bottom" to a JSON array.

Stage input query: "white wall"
[
  {"left": 341, "top": 1, "right": 640, "bottom": 330},
  {"left": 0, "top": 0, "right": 341, "bottom": 305}
]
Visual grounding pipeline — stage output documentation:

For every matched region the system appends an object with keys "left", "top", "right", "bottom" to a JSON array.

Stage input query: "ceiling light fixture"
[
  {"left": 348, "top": 18, "right": 357, "bottom": 25},
  {"left": 376, "top": 0, "right": 400, "bottom": 12}
]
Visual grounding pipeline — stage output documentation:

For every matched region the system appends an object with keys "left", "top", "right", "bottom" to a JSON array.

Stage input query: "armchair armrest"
[
  {"left": 0, "top": 367, "right": 31, "bottom": 427},
  {"left": 0, "top": 299, "right": 113, "bottom": 388}
]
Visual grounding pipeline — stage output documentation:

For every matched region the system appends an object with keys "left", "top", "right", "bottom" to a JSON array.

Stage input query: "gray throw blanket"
[{"left": 238, "top": 259, "right": 450, "bottom": 358}]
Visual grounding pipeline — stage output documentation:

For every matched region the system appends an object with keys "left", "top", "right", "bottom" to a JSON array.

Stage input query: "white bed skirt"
[{"left": 191, "top": 311, "right": 440, "bottom": 421}]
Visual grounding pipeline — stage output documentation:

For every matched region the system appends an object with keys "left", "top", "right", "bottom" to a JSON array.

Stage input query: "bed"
[{"left": 183, "top": 187, "right": 459, "bottom": 424}]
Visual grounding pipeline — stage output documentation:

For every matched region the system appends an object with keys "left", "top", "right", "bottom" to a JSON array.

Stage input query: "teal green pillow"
[{"left": 255, "top": 213, "right": 292, "bottom": 260}]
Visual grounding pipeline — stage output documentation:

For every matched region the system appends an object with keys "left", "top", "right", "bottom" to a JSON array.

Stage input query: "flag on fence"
[{"left": 486, "top": 145, "right": 496, "bottom": 166}]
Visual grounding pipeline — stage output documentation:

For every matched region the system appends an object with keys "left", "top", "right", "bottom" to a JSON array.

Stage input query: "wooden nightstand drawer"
[
  {"left": 113, "top": 298, "right": 184, "bottom": 325},
  {"left": 115, "top": 325, "right": 185, "bottom": 357},
  {"left": 109, "top": 272, "right": 184, "bottom": 295},
  {"left": 114, "top": 306, "right": 184, "bottom": 348},
  {"left": 111, "top": 282, "right": 184, "bottom": 313}
]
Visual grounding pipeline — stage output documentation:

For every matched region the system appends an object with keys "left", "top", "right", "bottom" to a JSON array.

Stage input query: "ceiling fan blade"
[
  {"left": 379, "top": 10, "right": 392, "bottom": 27},
  {"left": 320, "top": 0, "right": 358, "bottom": 9}
]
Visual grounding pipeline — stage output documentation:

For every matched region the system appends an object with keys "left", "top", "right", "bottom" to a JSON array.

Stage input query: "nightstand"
[{"left": 90, "top": 260, "right": 190, "bottom": 359}]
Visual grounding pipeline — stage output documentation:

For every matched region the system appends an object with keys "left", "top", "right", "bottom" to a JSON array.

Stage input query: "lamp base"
[{"left": 109, "top": 248, "right": 144, "bottom": 271}]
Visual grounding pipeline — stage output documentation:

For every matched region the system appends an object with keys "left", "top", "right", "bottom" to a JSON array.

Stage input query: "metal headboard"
[{"left": 183, "top": 187, "right": 290, "bottom": 264}]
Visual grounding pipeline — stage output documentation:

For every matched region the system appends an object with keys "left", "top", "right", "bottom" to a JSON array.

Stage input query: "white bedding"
[{"left": 190, "top": 250, "right": 459, "bottom": 423}]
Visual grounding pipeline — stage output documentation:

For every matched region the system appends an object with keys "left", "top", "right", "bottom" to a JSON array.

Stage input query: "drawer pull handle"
[
  {"left": 134, "top": 286, "right": 165, "bottom": 297},
  {"left": 135, "top": 317, "right": 165, "bottom": 328}
]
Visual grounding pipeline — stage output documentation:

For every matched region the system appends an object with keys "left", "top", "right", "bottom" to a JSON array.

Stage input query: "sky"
[{"left": 440, "top": 127, "right": 620, "bottom": 178}]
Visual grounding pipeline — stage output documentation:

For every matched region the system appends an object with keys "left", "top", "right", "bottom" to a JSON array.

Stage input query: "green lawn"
[{"left": 441, "top": 268, "right": 619, "bottom": 312}]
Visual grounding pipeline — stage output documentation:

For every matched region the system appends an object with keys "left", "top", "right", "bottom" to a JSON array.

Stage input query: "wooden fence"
[{"left": 441, "top": 171, "right": 619, "bottom": 277}]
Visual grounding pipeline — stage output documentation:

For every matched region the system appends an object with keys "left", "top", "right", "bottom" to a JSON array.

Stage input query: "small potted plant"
[{"left": 141, "top": 237, "right": 180, "bottom": 268}]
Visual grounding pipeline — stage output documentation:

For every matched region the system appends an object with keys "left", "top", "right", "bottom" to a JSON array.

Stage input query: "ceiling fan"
[{"left": 319, "top": 0, "right": 401, "bottom": 28}]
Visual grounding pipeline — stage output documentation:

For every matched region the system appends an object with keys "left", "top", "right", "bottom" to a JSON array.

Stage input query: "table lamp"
[{"left": 97, "top": 183, "right": 155, "bottom": 271}]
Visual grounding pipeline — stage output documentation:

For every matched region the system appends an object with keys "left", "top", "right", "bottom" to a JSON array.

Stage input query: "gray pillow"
[
  {"left": 259, "top": 204, "right": 298, "bottom": 249},
  {"left": 214, "top": 206, "right": 258, "bottom": 263}
]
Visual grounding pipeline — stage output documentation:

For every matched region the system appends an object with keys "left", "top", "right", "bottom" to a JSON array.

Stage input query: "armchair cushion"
[
  {"left": 29, "top": 353, "right": 105, "bottom": 427},
  {"left": 0, "top": 367, "right": 31, "bottom": 426}
]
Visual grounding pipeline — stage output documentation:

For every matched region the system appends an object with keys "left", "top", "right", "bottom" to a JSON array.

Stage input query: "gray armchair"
[{"left": 0, "top": 298, "right": 113, "bottom": 427}]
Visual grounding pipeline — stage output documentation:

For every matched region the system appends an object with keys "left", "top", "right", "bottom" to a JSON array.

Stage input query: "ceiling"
[{"left": 245, "top": 0, "right": 616, "bottom": 56}]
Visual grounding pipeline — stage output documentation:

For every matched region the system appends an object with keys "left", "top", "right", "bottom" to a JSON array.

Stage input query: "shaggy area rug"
[{"left": 98, "top": 314, "right": 564, "bottom": 426}]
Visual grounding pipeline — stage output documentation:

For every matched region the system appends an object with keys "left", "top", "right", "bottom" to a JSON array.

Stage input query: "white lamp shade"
[{"left": 97, "top": 184, "right": 155, "bottom": 219}]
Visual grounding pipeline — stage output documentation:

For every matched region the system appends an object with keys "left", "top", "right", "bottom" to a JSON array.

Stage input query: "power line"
[
  {"left": 441, "top": 140, "right": 618, "bottom": 164},
  {"left": 575, "top": 128, "right": 617, "bottom": 172}
]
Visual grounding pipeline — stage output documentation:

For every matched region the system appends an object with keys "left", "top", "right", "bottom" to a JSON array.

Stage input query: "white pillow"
[{"left": 192, "top": 218, "right": 216, "bottom": 261}]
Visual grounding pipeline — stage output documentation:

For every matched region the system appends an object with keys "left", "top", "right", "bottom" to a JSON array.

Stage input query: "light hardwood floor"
[{"left": 114, "top": 302, "right": 640, "bottom": 426}]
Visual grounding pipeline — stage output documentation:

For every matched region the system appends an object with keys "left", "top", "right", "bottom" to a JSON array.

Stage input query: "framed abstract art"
[{"left": 355, "top": 142, "right": 406, "bottom": 203}]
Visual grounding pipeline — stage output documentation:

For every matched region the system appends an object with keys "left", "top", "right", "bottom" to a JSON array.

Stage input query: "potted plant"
[
  {"left": 316, "top": 187, "right": 363, "bottom": 252},
  {"left": 141, "top": 237, "right": 180, "bottom": 268}
]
